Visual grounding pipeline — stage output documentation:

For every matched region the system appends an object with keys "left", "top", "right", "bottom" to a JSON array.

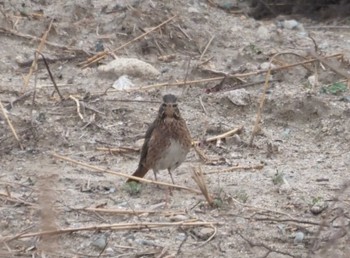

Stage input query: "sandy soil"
[{"left": 1, "top": 1, "right": 350, "bottom": 257}]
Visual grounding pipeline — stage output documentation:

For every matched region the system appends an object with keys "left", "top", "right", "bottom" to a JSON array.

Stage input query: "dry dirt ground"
[{"left": 0, "top": 1, "right": 350, "bottom": 258}]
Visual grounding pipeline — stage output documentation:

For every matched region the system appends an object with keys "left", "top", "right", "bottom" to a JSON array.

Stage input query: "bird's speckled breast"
[{"left": 153, "top": 138, "right": 189, "bottom": 171}]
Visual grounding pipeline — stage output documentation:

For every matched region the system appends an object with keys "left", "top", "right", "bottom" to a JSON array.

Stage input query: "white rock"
[
  {"left": 294, "top": 231, "right": 304, "bottom": 245},
  {"left": 226, "top": 89, "right": 250, "bottom": 106},
  {"left": 112, "top": 75, "right": 135, "bottom": 90},
  {"left": 282, "top": 20, "right": 299, "bottom": 30},
  {"left": 260, "top": 62, "right": 276, "bottom": 70},
  {"left": 257, "top": 26, "right": 270, "bottom": 40},
  {"left": 308, "top": 75, "right": 318, "bottom": 87},
  {"left": 98, "top": 58, "right": 160, "bottom": 78},
  {"left": 188, "top": 6, "right": 200, "bottom": 13}
]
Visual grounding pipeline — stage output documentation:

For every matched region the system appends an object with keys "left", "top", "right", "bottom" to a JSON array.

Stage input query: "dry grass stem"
[
  {"left": 0, "top": 192, "right": 36, "bottom": 207},
  {"left": 1, "top": 221, "right": 221, "bottom": 241},
  {"left": 96, "top": 146, "right": 140, "bottom": 154},
  {"left": 23, "top": 19, "right": 53, "bottom": 90},
  {"left": 0, "top": 26, "right": 87, "bottom": 53},
  {"left": 192, "top": 143, "right": 211, "bottom": 163},
  {"left": 76, "top": 207, "right": 186, "bottom": 216},
  {"left": 197, "top": 126, "right": 243, "bottom": 144},
  {"left": 199, "top": 34, "right": 215, "bottom": 62},
  {"left": 130, "top": 53, "right": 343, "bottom": 91},
  {"left": 51, "top": 153, "right": 201, "bottom": 194},
  {"left": 80, "top": 15, "right": 177, "bottom": 68},
  {"left": 0, "top": 100, "right": 23, "bottom": 150},
  {"left": 308, "top": 50, "right": 350, "bottom": 80},
  {"left": 205, "top": 164, "right": 264, "bottom": 174},
  {"left": 191, "top": 167, "right": 214, "bottom": 206},
  {"left": 249, "top": 55, "right": 274, "bottom": 146},
  {"left": 69, "top": 95, "right": 84, "bottom": 120}
]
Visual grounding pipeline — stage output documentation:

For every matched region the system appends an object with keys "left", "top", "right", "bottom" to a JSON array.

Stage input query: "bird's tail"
[{"left": 126, "top": 165, "right": 149, "bottom": 182}]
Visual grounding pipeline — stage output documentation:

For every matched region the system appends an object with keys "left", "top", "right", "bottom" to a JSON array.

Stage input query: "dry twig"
[
  {"left": 69, "top": 95, "right": 84, "bottom": 120},
  {"left": 51, "top": 153, "right": 201, "bottom": 194},
  {"left": 194, "top": 126, "right": 243, "bottom": 144},
  {"left": 205, "top": 164, "right": 264, "bottom": 174},
  {"left": 192, "top": 167, "right": 214, "bottom": 206},
  {"left": 0, "top": 26, "right": 89, "bottom": 53},
  {"left": 1, "top": 221, "right": 220, "bottom": 241},
  {"left": 0, "top": 100, "right": 23, "bottom": 150},
  {"left": 23, "top": 20, "right": 53, "bottom": 90},
  {"left": 237, "top": 231, "right": 298, "bottom": 258},
  {"left": 80, "top": 15, "right": 177, "bottom": 68},
  {"left": 130, "top": 53, "right": 343, "bottom": 91},
  {"left": 74, "top": 207, "right": 186, "bottom": 216},
  {"left": 96, "top": 146, "right": 140, "bottom": 154}
]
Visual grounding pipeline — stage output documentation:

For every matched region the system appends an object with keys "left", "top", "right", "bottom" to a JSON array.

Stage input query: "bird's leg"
[
  {"left": 153, "top": 169, "right": 158, "bottom": 181},
  {"left": 167, "top": 168, "right": 175, "bottom": 185}
]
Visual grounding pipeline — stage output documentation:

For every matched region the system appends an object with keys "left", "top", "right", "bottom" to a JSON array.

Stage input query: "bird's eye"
[
  {"left": 162, "top": 103, "right": 166, "bottom": 107},
  {"left": 172, "top": 104, "right": 178, "bottom": 108}
]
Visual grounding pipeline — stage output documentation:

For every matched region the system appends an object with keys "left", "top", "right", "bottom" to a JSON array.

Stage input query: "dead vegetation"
[{"left": 1, "top": 0, "right": 350, "bottom": 257}]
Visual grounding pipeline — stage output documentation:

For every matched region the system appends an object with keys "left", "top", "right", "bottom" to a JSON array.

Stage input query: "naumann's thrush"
[{"left": 127, "top": 94, "right": 191, "bottom": 184}]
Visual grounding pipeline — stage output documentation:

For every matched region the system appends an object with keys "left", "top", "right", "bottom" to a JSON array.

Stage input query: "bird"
[{"left": 127, "top": 94, "right": 192, "bottom": 184}]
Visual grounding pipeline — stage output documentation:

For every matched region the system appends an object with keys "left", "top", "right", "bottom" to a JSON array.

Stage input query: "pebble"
[
  {"left": 192, "top": 227, "right": 215, "bottom": 240},
  {"left": 294, "top": 231, "right": 304, "bottom": 245},
  {"left": 176, "top": 233, "right": 187, "bottom": 241},
  {"left": 260, "top": 62, "right": 276, "bottom": 70},
  {"left": 188, "top": 7, "right": 200, "bottom": 13},
  {"left": 256, "top": 26, "right": 270, "bottom": 40},
  {"left": 91, "top": 235, "right": 107, "bottom": 250},
  {"left": 226, "top": 89, "right": 250, "bottom": 106},
  {"left": 310, "top": 200, "right": 328, "bottom": 215},
  {"left": 112, "top": 75, "right": 135, "bottom": 90},
  {"left": 170, "top": 214, "right": 189, "bottom": 222},
  {"left": 281, "top": 20, "right": 299, "bottom": 30}
]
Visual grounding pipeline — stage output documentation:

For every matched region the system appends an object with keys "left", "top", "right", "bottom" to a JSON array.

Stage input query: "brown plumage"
[{"left": 127, "top": 94, "right": 192, "bottom": 184}]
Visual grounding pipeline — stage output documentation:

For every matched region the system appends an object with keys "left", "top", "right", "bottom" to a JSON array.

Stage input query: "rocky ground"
[{"left": 0, "top": 1, "right": 350, "bottom": 257}]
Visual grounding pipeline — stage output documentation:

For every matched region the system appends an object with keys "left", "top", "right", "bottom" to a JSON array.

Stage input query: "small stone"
[
  {"left": 282, "top": 128, "right": 291, "bottom": 138},
  {"left": 310, "top": 200, "right": 328, "bottom": 215},
  {"left": 278, "top": 182, "right": 292, "bottom": 194},
  {"left": 282, "top": 20, "right": 299, "bottom": 30},
  {"left": 170, "top": 215, "right": 189, "bottom": 222},
  {"left": 192, "top": 227, "right": 215, "bottom": 240},
  {"left": 112, "top": 75, "right": 135, "bottom": 90},
  {"left": 92, "top": 235, "right": 107, "bottom": 250},
  {"left": 176, "top": 233, "right": 187, "bottom": 241},
  {"left": 308, "top": 75, "right": 317, "bottom": 87},
  {"left": 188, "top": 7, "right": 199, "bottom": 13},
  {"left": 226, "top": 89, "right": 250, "bottom": 106},
  {"left": 260, "top": 62, "right": 276, "bottom": 70},
  {"left": 227, "top": 134, "right": 242, "bottom": 145},
  {"left": 256, "top": 26, "right": 270, "bottom": 40},
  {"left": 294, "top": 231, "right": 304, "bottom": 245}
]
